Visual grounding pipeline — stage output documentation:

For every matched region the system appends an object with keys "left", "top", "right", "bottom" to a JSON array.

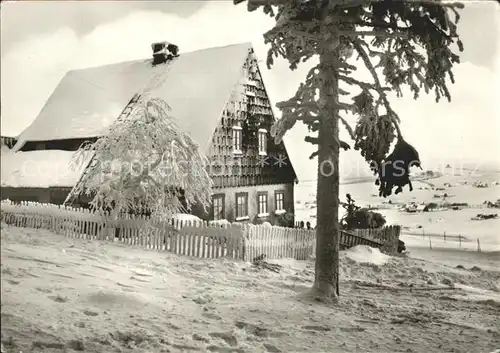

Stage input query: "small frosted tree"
[
  {"left": 69, "top": 97, "right": 213, "bottom": 217},
  {"left": 235, "top": 0, "right": 463, "bottom": 301}
]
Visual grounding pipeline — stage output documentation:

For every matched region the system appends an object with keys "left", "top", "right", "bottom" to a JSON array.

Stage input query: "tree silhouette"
[{"left": 235, "top": 0, "right": 464, "bottom": 301}]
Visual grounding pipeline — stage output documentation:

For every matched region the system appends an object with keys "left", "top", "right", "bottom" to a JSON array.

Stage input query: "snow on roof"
[
  {"left": 1, "top": 150, "right": 93, "bottom": 188},
  {"left": 1, "top": 133, "right": 18, "bottom": 139},
  {"left": 15, "top": 43, "right": 252, "bottom": 153}
]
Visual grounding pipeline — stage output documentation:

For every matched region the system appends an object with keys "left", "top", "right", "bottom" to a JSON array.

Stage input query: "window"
[
  {"left": 258, "top": 129, "right": 267, "bottom": 155},
  {"left": 257, "top": 192, "right": 268, "bottom": 216},
  {"left": 236, "top": 192, "right": 248, "bottom": 219},
  {"left": 275, "top": 191, "right": 285, "bottom": 214},
  {"left": 232, "top": 126, "right": 242, "bottom": 153},
  {"left": 212, "top": 194, "right": 225, "bottom": 221}
]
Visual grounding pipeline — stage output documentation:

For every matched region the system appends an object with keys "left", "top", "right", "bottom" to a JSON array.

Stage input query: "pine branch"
[
  {"left": 339, "top": 116, "right": 355, "bottom": 140},
  {"left": 337, "top": 74, "right": 391, "bottom": 92},
  {"left": 337, "top": 102, "right": 357, "bottom": 112},
  {"left": 309, "top": 150, "right": 319, "bottom": 160},
  {"left": 351, "top": 19, "right": 411, "bottom": 32},
  {"left": 351, "top": 39, "right": 402, "bottom": 132},
  {"left": 305, "top": 136, "right": 319, "bottom": 145},
  {"left": 287, "top": 29, "right": 320, "bottom": 42},
  {"left": 333, "top": 0, "right": 464, "bottom": 9},
  {"left": 338, "top": 87, "right": 350, "bottom": 96},
  {"left": 350, "top": 30, "right": 408, "bottom": 39},
  {"left": 276, "top": 100, "right": 319, "bottom": 112},
  {"left": 340, "top": 140, "right": 351, "bottom": 150},
  {"left": 311, "top": 121, "right": 321, "bottom": 131},
  {"left": 235, "top": 0, "right": 464, "bottom": 16},
  {"left": 289, "top": 27, "right": 408, "bottom": 39},
  {"left": 301, "top": 114, "right": 321, "bottom": 124},
  {"left": 306, "top": 140, "right": 348, "bottom": 160}
]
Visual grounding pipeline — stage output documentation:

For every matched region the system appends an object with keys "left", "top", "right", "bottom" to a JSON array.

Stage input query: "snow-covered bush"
[
  {"left": 210, "top": 219, "right": 231, "bottom": 227},
  {"left": 275, "top": 211, "right": 294, "bottom": 228}
]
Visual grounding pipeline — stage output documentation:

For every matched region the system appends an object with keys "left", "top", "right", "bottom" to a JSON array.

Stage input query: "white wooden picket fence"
[{"left": 0, "top": 200, "right": 395, "bottom": 261}]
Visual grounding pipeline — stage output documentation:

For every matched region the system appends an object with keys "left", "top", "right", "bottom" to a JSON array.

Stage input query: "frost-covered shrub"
[
  {"left": 69, "top": 97, "right": 213, "bottom": 218},
  {"left": 276, "top": 211, "right": 294, "bottom": 228}
]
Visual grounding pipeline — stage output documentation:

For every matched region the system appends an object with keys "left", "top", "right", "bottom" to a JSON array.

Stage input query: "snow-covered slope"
[{"left": 2, "top": 224, "right": 499, "bottom": 353}]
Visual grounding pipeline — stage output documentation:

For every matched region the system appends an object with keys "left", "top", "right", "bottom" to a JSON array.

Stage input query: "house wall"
[
  {"left": 1, "top": 187, "right": 51, "bottom": 203},
  {"left": 192, "top": 183, "right": 294, "bottom": 226},
  {"left": 20, "top": 138, "right": 97, "bottom": 152},
  {"left": 0, "top": 187, "right": 90, "bottom": 206},
  {"left": 2, "top": 183, "right": 295, "bottom": 227}
]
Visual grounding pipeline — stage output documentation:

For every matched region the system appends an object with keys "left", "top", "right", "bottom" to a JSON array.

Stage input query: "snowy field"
[
  {"left": 2, "top": 224, "right": 500, "bottom": 353},
  {"left": 295, "top": 168, "right": 500, "bottom": 252}
]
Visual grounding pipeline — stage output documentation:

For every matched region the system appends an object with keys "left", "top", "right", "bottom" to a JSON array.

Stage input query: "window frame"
[
  {"left": 232, "top": 125, "right": 243, "bottom": 154},
  {"left": 258, "top": 128, "right": 267, "bottom": 155},
  {"left": 212, "top": 193, "right": 225, "bottom": 221},
  {"left": 275, "top": 190, "right": 285, "bottom": 214},
  {"left": 257, "top": 191, "right": 269, "bottom": 216},
  {"left": 235, "top": 192, "right": 249, "bottom": 220}
]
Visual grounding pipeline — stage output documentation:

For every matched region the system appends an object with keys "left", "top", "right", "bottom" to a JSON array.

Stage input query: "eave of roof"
[{"left": 15, "top": 42, "right": 253, "bottom": 154}]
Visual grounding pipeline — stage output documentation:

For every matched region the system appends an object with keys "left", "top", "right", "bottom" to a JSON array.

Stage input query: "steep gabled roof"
[{"left": 15, "top": 42, "right": 252, "bottom": 153}]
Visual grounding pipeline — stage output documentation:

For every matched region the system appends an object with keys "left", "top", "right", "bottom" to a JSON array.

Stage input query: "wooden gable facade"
[{"left": 193, "top": 47, "right": 297, "bottom": 225}]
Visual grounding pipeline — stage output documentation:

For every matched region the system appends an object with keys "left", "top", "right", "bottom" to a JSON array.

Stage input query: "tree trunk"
[{"left": 312, "top": 50, "right": 340, "bottom": 301}]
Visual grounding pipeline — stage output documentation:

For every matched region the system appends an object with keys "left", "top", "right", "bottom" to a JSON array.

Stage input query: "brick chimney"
[{"left": 151, "top": 41, "right": 179, "bottom": 65}]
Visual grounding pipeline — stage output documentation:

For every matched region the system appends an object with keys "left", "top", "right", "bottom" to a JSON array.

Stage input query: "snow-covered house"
[{"left": 1, "top": 42, "right": 298, "bottom": 225}]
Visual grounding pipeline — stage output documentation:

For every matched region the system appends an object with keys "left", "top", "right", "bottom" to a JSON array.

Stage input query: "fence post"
[
  {"left": 443, "top": 231, "right": 446, "bottom": 242},
  {"left": 477, "top": 238, "right": 481, "bottom": 252},
  {"left": 429, "top": 235, "right": 432, "bottom": 250},
  {"left": 242, "top": 225, "right": 249, "bottom": 261}
]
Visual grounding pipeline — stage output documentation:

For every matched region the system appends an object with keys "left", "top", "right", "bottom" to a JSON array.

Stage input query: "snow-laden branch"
[
  {"left": 70, "top": 97, "right": 213, "bottom": 217},
  {"left": 351, "top": 39, "right": 401, "bottom": 131},
  {"left": 338, "top": 74, "right": 390, "bottom": 93},
  {"left": 347, "top": 30, "right": 408, "bottom": 39}
]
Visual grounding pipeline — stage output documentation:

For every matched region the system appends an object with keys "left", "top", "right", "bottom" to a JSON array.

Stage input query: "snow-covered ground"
[
  {"left": 2, "top": 224, "right": 499, "bottom": 353},
  {"left": 295, "top": 168, "right": 500, "bottom": 252}
]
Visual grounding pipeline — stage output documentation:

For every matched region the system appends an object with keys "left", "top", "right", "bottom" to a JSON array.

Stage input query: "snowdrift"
[{"left": 343, "top": 245, "right": 391, "bottom": 266}]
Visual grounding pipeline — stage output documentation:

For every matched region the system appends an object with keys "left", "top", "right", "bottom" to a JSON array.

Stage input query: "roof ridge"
[
  {"left": 67, "top": 42, "right": 253, "bottom": 72},
  {"left": 14, "top": 41, "right": 254, "bottom": 153}
]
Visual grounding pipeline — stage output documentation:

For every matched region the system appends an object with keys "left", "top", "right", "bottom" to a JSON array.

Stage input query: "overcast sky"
[{"left": 1, "top": 0, "right": 499, "bottom": 181}]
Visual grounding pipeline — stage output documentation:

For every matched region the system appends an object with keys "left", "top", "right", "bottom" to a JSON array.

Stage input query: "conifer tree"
[{"left": 235, "top": 0, "right": 464, "bottom": 301}]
